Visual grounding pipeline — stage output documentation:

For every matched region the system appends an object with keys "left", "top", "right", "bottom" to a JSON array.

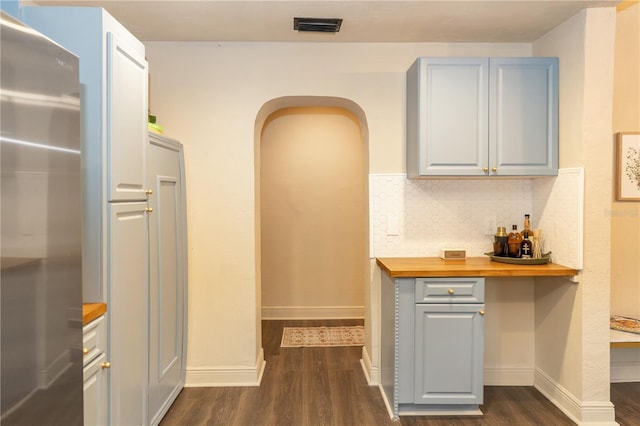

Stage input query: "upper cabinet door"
[
  {"left": 489, "top": 57, "right": 558, "bottom": 176},
  {"left": 107, "top": 32, "right": 149, "bottom": 201},
  {"left": 406, "top": 56, "right": 558, "bottom": 178},
  {"left": 407, "top": 58, "right": 489, "bottom": 177}
]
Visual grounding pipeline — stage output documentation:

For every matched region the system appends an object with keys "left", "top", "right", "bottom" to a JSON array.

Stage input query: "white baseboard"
[
  {"left": 483, "top": 367, "right": 534, "bottom": 385},
  {"left": 261, "top": 305, "right": 364, "bottom": 319},
  {"left": 610, "top": 360, "right": 640, "bottom": 383},
  {"left": 185, "top": 348, "right": 266, "bottom": 387},
  {"left": 360, "top": 346, "right": 379, "bottom": 385},
  {"left": 534, "top": 368, "right": 616, "bottom": 425}
]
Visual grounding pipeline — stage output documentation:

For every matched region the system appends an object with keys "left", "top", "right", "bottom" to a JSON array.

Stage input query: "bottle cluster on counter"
[{"left": 493, "top": 214, "right": 543, "bottom": 259}]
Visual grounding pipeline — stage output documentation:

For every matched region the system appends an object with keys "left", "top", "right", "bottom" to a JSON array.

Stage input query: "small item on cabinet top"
[
  {"left": 507, "top": 224, "right": 522, "bottom": 258},
  {"left": 493, "top": 227, "right": 508, "bottom": 257},
  {"left": 440, "top": 248, "right": 466, "bottom": 260},
  {"left": 520, "top": 231, "right": 532, "bottom": 259},
  {"left": 532, "top": 229, "right": 543, "bottom": 259},
  {"left": 520, "top": 214, "right": 533, "bottom": 238}
]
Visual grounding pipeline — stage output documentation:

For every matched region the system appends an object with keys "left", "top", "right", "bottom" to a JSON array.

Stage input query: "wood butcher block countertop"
[
  {"left": 376, "top": 257, "right": 578, "bottom": 278},
  {"left": 83, "top": 303, "right": 107, "bottom": 325}
]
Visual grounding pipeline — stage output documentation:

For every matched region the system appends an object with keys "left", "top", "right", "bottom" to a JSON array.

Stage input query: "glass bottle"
[
  {"left": 520, "top": 230, "right": 532, "bottom": 259},
  {"left": 520, "top": 214, "right": 532, "bottom": 238},
  {"left": 507, "top": 224, "right": 522, "bottom": 257}
]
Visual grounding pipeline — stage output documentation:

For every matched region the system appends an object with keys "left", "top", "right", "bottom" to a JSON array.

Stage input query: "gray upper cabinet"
[{"left": 407, "top": 57, "right": 558, "bottom": 177}]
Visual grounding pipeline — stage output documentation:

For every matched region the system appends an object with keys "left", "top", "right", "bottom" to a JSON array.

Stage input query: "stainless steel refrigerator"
[{"left": 1, "top": 11, "right": 83, "bottom": 425}]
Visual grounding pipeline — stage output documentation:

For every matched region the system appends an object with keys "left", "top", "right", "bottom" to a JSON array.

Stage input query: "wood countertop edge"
[
  {"left": 83, "top": 303, "right": 107, "bottom": 326},
  {"left": 376, "top": 257, "right": 578, "bottom": 278}
]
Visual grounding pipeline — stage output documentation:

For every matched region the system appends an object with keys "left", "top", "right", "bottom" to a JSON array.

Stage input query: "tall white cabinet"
[
  {"left": 22, "top": 7, "right": 186, "bottom": 425},
  {"left": 146, "top": 133, "right": 187, "bottom": 426}
]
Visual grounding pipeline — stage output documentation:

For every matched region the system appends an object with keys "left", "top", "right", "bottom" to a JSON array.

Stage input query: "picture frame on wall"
[{"left": 616, "top": 132, "right": 640, "bottom": 201}]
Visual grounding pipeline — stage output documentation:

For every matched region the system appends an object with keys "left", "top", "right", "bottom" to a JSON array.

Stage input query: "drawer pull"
[
  {"left": 82, "top": 348, "right": 89, "bottom": 355},
  {"left": 101, "top": 361, "right": 111, "bottom": 369},
  {"left": 448, "top": 289, "right": 454, "bottom": 295},
  {"left": 145, "top": 207, "right": 153, "bottom": 213},
  {"left": 479, "top": 310, "right": 485, "bottom": 316},
  {"left": 145, "top": 189, "right": 153, "bottom": 195}
]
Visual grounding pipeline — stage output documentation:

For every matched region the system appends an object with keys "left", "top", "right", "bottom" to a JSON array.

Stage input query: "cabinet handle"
[
  {"left": 82, "top": 348, "right": 89, "bottom": 355},
  {"left": 145, "top": 189, "right": 153, "bottom": 195},
  {"left": 101, "top": 361, "right": 111, "bottom": 369},
  {"left": 483, "top": 167, "right": 488, "bottom": 173},
  {"left": 145, "top": 207, "right": 153, "bottom": 213},
  {"left": 479, "top": 310, "right": 485, "bottom": 316},
  {"left": 491, "top": 167, "right": 497, "bottom": 172},
  {"left": 448, "top": 289, "right": 454, "bottom": 295}
]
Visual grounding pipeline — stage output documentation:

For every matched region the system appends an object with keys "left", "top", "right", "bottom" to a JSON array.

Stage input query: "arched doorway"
[
  {"left": 254, "top": 96, "right": 370, "bottom": 351},
  {"left": 261, "top": 106, "right": 365, "bottom": 317}
]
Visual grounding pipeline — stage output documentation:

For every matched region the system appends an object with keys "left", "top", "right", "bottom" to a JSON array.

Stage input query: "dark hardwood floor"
[{"left": 161, "top": 320, "right": 640, "bottom": 426}]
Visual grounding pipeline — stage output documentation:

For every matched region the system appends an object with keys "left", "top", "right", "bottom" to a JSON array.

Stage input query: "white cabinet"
[
  {"left": 381, "top": 274, "right": 485, "bottom": 418},
  {"left": 146, "top": 133, "right": 187, "bottom": 426},
  {"left": 22, "top": 6, "right": 149, "bottom": 302},
  {"left": 108, "top": 202, "right": 149, "bottom": 426},
  {"left": 22, "top": 7, "right": 150, "bottom": 425},
  {"left": 83, "top": 316, "right": 108, "bottom": 426},
  {"left": 406, "top": 57, "right": 558, "bottom": 177},
  {"left": 106, "top": 32, "right": 149, "bottom": 202}
]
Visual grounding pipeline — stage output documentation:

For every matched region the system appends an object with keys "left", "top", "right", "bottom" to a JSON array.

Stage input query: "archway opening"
[{"left": 254, "top": 96, "right": 370, "bottom": 355}]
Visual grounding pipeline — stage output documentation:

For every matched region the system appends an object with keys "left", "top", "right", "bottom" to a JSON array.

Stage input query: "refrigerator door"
[{"left": 1, "top": 11, "right": 83, "bottom": 425}]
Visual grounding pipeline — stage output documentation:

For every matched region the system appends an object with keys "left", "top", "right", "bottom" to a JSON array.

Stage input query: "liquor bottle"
[
  {"left": 520, "top": 230, "right": 533, "bottom": 259},
  {"left": 520, "top": 214, "right": 532, "bottom": 238},
  {"left": 507, "top": 224, "right": 522, "bottom": 257}
]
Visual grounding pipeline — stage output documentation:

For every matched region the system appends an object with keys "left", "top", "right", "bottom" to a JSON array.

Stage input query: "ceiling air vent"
[{"left": 293, "top": 17, "right": 343, "bottom": 33}]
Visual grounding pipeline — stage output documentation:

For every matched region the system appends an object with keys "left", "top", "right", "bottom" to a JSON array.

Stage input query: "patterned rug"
[
  {"left": 280, "top": 326, "right": 365, "bottom": 347},
  {"left": 610, "top": 315, "right": 640, "bottom": 335}
]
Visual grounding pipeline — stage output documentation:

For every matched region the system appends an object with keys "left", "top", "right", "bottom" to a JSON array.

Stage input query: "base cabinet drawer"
[
  {"left": 83, "top": 352, "right": 108, "bottom": 426},
  {"left": 415, "top": 277, "right": 484, "bottom": 303},
  {"left": 83, "top": 315, "right": 108, "bottom": 426},
  {"left": 83, "top": 315, "right": 106, "bottom": 366}
]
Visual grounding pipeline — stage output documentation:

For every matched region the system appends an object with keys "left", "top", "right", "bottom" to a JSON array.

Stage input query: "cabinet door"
[
  {"left": 107, "top": 32, "right": 149, "bottom": 201},
  {"left": 489, "top": 58, "right": 558, "bottom": 176},
  {"left": 108, "top": 202, "right": 149, "bottom": 426},
  {"left": 407, "top": 58, "right": 489, "bottom": 177},
  {"left": 414, "top": 304, "right": 484, "bottom": 405},
  {"left": 146, "top": 135, "right": 186, "bottom": 425},
  {"left": 83, "top": 353, "right": 108, "bottom": 426}
]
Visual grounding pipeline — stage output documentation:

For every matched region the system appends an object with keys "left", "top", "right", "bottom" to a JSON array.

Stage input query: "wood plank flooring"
[{"left": 160, "top": 319, "right": 640, "bottom": 426}]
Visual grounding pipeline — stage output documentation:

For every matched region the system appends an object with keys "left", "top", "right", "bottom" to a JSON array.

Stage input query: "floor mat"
[
  {"left": 280, "top": 326, "right": 364, "bottom": 347},
  {"left": 610, "top": 315, "right": 640, "bottom": 335}
]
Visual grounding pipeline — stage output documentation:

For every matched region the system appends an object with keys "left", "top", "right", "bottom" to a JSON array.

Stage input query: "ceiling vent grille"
[{"left": 293, "top": 17, "right": 343, "bottom": 33}]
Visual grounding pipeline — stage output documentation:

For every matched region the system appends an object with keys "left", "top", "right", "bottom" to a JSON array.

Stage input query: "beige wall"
[
  {"left": 533, "top": 7, "right": 616, "bottom": 420},
  {"left": 144, "top": 41, "right": 531, "bottom": 381},
  {"left": 611, "top": 2, "right": 640, "bottom": 319},
  {"left": 260, "top": 107, "right": 365, "bottom": 317}
]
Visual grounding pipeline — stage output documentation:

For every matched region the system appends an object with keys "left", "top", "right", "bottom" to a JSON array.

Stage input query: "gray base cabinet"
[
  {"left": 406, "top": 57, "right": 558, "bottom": 177},
  {"left": 414, "top": 304, "right": 484, "bottom": 405},
  {"left": 381, "top": 274, "right": 485, "bottom": 419}
]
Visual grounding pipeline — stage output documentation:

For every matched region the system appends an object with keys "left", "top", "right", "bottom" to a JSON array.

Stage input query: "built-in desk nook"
[{"left": 376, "top": 256, "right": 578, "bottom": 419}]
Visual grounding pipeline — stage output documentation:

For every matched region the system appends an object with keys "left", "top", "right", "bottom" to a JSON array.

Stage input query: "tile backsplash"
[{"left": 369, "top": 170, "right": 584, "bottom": 269}]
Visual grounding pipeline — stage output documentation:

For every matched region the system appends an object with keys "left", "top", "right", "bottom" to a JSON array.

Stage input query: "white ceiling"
[{"left": 31, "top": 0, "right": 620, "bottom": 43}]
